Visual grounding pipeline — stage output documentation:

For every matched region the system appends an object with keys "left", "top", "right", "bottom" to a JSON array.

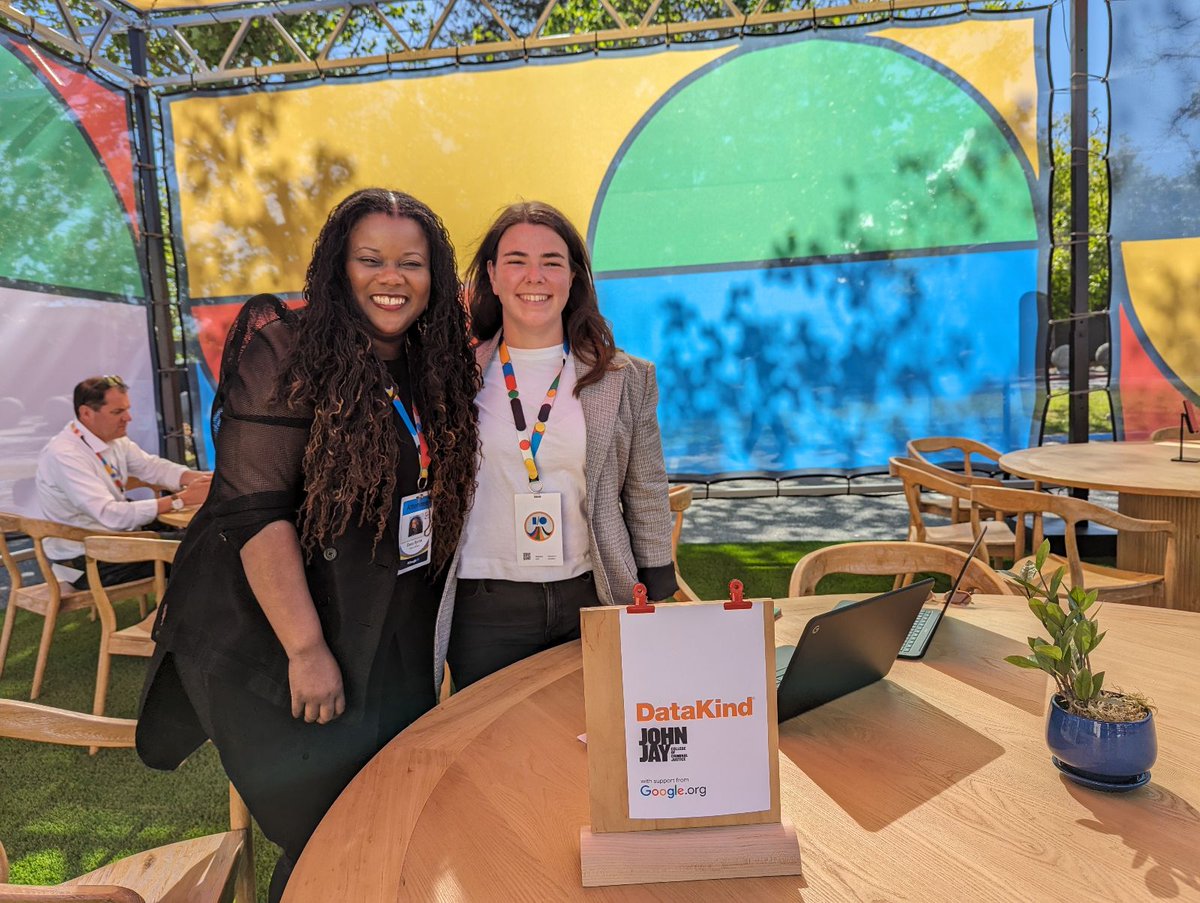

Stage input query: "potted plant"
[{"left": 1003, "top": 540, "right": 1156, "bottom": 792}]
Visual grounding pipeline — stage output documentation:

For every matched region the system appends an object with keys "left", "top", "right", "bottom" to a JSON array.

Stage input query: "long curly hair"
[
  {"left": 277, "top": 188, "right": 480, "bottom": 569},
  {"left": 465, "top": 200, "right": 617, "bottom": 394}
]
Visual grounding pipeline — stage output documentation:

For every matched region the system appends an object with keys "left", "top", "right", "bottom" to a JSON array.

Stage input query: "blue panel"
[{"left": 599, "top": 249, "right": 1040, "bottom": 475}]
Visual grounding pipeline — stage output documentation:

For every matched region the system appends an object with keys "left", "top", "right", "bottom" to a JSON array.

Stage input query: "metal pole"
[
  {"left": 129, "top": 26, "right": 187, "bottom": 462},
  {"left": 1069, "top": 0, "right": 1090, "bottom": 445}
]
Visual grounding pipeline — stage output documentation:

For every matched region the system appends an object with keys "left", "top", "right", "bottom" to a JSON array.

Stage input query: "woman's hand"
[{"left": 288, "top": 643, "right": 346, "bottom": 724}]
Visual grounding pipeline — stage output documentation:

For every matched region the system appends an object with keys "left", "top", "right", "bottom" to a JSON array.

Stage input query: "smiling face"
[
  {"left": 78, "top": 387, "right": 132, "bottom": 443},
  {"left": 345, "top": 213, "right": 432, "bottom": 358},
  {"left": 486, "top": 222, "right": 575, "bottom": 348}
]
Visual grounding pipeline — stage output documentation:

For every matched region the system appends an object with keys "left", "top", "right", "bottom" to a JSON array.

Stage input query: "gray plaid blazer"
[{"left": 431, "top": 334, "right": 677, "bottom": 693}]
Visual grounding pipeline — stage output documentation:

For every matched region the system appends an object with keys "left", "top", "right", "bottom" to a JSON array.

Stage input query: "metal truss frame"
[{"left": 2, "top": 0, "right": 988, "bottom": 89}]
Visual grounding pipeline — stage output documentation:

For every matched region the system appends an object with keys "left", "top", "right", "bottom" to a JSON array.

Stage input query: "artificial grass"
[
  {"left": 675, "top": 540, "right": 953, "bottom": 599},
  {"left": 0, "top": 595, "right": 279, "bottom": 901},
  {"left": 1, "top": 539, "right": 917, "bottom": 901}
]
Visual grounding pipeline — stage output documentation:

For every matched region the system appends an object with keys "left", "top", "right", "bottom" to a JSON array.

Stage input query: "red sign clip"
[
  {"left": 626, "top": 582, "right": 655, "bottom": 614},
  {"left": 724, "top": 578, "right": 752, "bottom": 610}
]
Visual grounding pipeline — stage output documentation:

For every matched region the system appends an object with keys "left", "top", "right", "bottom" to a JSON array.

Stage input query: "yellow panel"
[
  {"left": 871, "top": 19, "right": 1039, "bottom": 178},
  {"left": 172, "top": 49, "right": 729, "bottom": 300},
  {"left": 1121, "top": 237, "right": 1200, "bottom": 395}
]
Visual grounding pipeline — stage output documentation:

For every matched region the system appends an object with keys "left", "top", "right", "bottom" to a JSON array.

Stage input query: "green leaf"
[
  {"left": 1092, "top": 630, "right": 1105, "bottom": 651},
  {"left": 1005, "top": 654, "right": 1043, "bottom": 669},
  {"left": 1033, "top": 643, "right": 1062, "bottom": 661},
  {"left": 1048, "top": 569, "right": 1064, "bottom": 599},
  {"left": 1035, "top": 540, "right": 1049, "bottom": 570},
  {"left": 1073, "top": 669, "right": 1094, "bottom": 700},
  {"left": 1092, "top": 671, "right": 1105, "bottom": 695}
]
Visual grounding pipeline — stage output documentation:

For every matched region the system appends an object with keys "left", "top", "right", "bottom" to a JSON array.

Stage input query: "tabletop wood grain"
[{"left": 285, "top": 596, "right": 1200, "bottom": 903}]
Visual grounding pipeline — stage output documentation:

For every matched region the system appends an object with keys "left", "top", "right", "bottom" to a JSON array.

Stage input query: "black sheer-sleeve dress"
[{"left": 136, "top": 294, "right": 444, "bottom": 900}]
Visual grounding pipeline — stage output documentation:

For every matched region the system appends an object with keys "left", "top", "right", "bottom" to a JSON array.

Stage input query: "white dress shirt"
[{"left": 35, "top": 420, "right": 188, "bottom": 578}]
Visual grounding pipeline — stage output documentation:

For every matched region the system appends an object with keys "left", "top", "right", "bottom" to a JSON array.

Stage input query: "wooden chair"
[
  {"left": 905, "top": 436, "right": 1009, "bottom": 522},
  {"left": 0, "top": 515, "right": 156, "bottom": 700},
  {"left": 788, "top": 541, "right": 1015, "bottom": 597},
  {"left": 889, "top": 457, "right": 1017, "bottom": 565},
  {"left": 0, "top": 699, "right": 254, "bottom": 903},
  {"left": 668, "top": 485, "right": 699, "bottom": 602},
  {"left": 971, "top": 484, "right": 1176, "bottom": 608},
  {"left": 84, "top": 537, "right": 178, "bottom": 725},
  {"left": 1149, "top": 426, "right": 1200, "bottom": 442}
]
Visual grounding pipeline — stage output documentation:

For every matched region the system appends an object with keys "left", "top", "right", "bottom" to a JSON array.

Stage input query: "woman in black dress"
[{"left": 136, "top": 189, "right": 479, "bottom": 901}]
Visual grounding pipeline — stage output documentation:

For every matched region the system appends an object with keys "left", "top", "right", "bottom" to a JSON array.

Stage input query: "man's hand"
[
  {"left": 288, "top": 643, "right": 346, "bottom": 724},
  {"left": 177, "top": 480, "right": 210, "bottom": 506}
]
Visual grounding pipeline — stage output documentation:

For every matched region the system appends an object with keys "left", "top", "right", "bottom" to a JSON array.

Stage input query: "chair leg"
[
  {"left": 235, "top": 830, "right": 256, "bottom": 903},
  {"left": 0, "top": 599, "right": 18, "bottom": 679},
  {"left": 90, "top": 643, "right": 113, "bottom": 755},
  {"left": 30, "top": 599, "right": 62, "bottom": 700},
  {"left": 138, "top": 594, "right": 148, "bottom": 619}
]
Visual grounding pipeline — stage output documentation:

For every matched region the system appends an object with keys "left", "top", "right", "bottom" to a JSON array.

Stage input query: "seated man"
[{"left": 35, "top": 375, "right": 211, "bottom": 587}]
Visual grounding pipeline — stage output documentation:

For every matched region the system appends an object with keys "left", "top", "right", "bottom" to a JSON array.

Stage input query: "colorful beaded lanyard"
[
  {"left": 70, "top": 422, "right": 124, "bottom": 492},
  {"left": 385, "top": 387, "right": 431, "bottom": 489},
  {"left": 499, "top": 336, "right": 570, "bottom": 491}
]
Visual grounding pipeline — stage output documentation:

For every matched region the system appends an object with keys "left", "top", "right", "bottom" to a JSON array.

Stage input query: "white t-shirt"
[{"left": 458, "top": 344, "right": 592, "bottom": 582}]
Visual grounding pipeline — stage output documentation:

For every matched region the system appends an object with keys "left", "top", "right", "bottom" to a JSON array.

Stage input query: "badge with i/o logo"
[{"left": 513, "top": 492, "right": 564, "bottom": 565}]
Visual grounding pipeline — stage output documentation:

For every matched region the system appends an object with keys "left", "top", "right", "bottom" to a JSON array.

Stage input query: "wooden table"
[
  {"left": 1000, "top": 442, "right": 1200, "bottom": 610},
  {"left": 156, "top": 506, "right": 198, "bottom": 529},
  {"left": 285, "top": 596, "right": 1200, "bottom": 903}
]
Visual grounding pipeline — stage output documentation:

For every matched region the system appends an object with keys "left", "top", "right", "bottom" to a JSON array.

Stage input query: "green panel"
[
  {"left": 0, "top": 45, "right": 142, "bottom": 297},
  {"left": 593, "top": 39, "right": 1037, "bottom": 272}
]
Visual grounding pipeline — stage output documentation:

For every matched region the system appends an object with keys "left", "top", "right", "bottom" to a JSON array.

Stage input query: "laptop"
[
  {"left": 896, "top": 529, "right": 987, "bottom": 660},
  {"left": 775, "top": 578, "right": 934, "bottom": 722}
]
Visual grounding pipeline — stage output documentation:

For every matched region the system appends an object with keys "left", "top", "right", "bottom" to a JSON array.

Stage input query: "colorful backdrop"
[
  {"left": 165, "top": 11, "right": 1050, "bottom": 476},
  {"left": 1109, "top": 0, "right": 1200, "bottom": 440},
  {"left": 0, "top": 34, "right": 154, "bottom": 514}
]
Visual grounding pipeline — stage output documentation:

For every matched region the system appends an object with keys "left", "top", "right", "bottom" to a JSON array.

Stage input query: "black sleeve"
[{"left": 207, "top": 296, "right": 312, "bottom": 549}]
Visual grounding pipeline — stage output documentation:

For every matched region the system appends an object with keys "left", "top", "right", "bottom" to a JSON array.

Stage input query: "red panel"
[
  {"left": 1118, "top": 305, "right": 1185, "bottom": 440},
  {"left": 14, "top": 43, "right": 138, "bottom": 232},
  {"left": 192, "top": 300, "right": 306, "bottom": 383}
]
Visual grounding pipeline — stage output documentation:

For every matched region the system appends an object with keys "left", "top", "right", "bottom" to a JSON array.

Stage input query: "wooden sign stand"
[{"left": 578, "top": 582, "right": 802, "bottom": 887}]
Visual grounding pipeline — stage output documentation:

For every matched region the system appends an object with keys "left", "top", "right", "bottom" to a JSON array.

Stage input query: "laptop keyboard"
[{"left": 899, "top": 608, "right": 939, "bottom": 658}]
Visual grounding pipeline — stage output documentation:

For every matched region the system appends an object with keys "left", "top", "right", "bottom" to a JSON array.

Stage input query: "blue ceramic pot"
[{"left": 1046, "top": 694, "right": 1156, "bottom": 782}]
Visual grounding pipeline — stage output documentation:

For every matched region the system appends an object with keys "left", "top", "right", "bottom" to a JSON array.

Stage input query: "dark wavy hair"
[
  {"left": 277, "top": 188, "right": 480, "bottom": 569},
  {"left": 465, "top": 201, "right": 617, "bottom": 394}
]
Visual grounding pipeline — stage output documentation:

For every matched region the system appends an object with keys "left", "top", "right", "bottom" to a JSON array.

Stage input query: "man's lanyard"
[
  {"left": 70, "top": 422, "right": 124, "bottom": 492},
  {"left": 386, "top": 387, "right": 430, "bottom": 489},
  {"left": 498, "top": 335, "right": 569, "bottom": 491}
]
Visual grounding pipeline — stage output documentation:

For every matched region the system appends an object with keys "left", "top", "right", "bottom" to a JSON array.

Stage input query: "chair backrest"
[
  {"left": 83, "top": 537, "right": 179, "bottom": 634},
  {"left": 906, "top": 436, "right": 1003, "bottom": 477},
  {"left": 1149, "top": 426, "right": 1200, "bottom": 443},
  {"left": 971, "top": 484, "right": 1177, "bottom": 591},
  {"left": 889, "top": 457, "right": 979, "bottom": 540},
  {"left": 789, "top": 541, "right": 1013, "bottom": 597},
  {"left": 0, "top": 512, "right": 31, "bottom": 593}
]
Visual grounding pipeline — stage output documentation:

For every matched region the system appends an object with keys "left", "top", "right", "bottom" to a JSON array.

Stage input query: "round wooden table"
[
  {"left": 284, "top": 596, "right": 1200, "bottom": 903},
  {"left": 1000, "top": 442, "right": 1200, "bottom": 610}
]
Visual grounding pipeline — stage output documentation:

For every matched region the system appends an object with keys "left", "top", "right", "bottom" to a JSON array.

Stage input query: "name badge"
[
  {"left": 397, "top": 490, "right": 432, "bottom": 575},
  {"left": 513, "top": 492, "right": 564, "bottom": 566}
]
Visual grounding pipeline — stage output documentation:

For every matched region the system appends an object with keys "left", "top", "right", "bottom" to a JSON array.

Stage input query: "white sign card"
[{"left": 618, "top": 602, "right": 771, "bottom": 819}]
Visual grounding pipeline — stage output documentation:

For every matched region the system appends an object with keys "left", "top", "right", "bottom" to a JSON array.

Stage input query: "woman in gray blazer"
[{"left": 439, "top": 200, "right": 677, "bottom": 690}]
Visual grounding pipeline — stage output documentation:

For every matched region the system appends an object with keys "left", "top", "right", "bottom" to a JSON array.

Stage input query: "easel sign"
[{"left": 579, "top": 583, "right": 801, "bottom": 886}]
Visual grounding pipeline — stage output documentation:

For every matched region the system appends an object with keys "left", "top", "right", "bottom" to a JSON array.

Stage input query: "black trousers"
[
  {"left": 174, "top": 587, "right": 437, "bottom": 903},
  {"left": 446, "top": 571, "right": 600, "bottom": 690}
]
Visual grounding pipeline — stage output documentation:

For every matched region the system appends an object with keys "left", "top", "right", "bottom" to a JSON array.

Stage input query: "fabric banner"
[
  {"left": 1108, "top": 0, "right": 1200, "bottom": 439},
  {"left": 0, "top": 35, "right": 152, "bottom": 514},
  {"left": 165, "top": 11, "right": 1049, "bottom": 475}
]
